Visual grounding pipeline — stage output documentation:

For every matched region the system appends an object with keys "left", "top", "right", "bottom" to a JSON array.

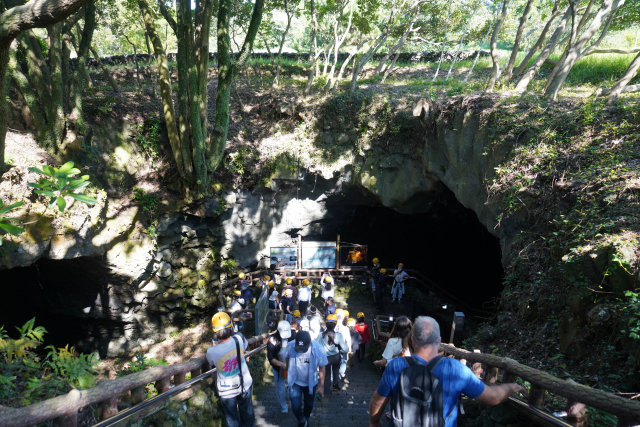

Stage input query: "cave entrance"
[
  {"left": 318, "top": 185, "right": 504, "bottom": 313},
  {"left": 0, "top": 257, "right": 130, "bottom": 358}
]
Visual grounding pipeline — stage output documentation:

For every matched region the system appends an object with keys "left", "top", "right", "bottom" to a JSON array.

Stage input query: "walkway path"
[{"left": 252, "top": 284, "right": 391, "bottom": 427}]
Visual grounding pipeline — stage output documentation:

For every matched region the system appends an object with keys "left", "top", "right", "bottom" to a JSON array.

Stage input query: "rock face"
[{"left": 0, "top": 96, "right": 514, "bottom": 357}]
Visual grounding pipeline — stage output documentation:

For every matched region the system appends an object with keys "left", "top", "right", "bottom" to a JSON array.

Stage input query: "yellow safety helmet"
[
  {"left": 285, "top": 289, "right": 293, "bottom": 297},
  {"left": 398, "top": 263, "right": 404, "bottom": 267},
  {"left": 303, "top": 279, "right": 310, "bottom": 286},
  {"left": 326, "top": 314, "right": 338, "bottom": 323},
  {"left": 268, "top": 280, "right": 275, "bottom": 287},
  {"left": 234, "top": 290, "right": 241, "bottom": 296},
  {"left": 335, "top": 308, "right": 344, "bottom": 317},
  {"left": 293, "top": 310, "right": 301, "bottom": 317},
  {"left": 372, "top": 258, "right": 379, "bottom": 264},
  {"left": 357, "top": 312, "right": 365, "bottom": 318},
  {"left": 211, "top": 312, "right": 232, "bottom": 332},
  {"left": 264, "top": 275, "right": 271, "bottom": 281},
  {"left": 286, "top": 277, "right": 293, "bottom": 284},
  {"left": 238, "top": 272, "right": 245, "bottom": 279},
  {"left": 347, "top": 318, "right": 356, "bottom": 327},
  {"left": 324, "top": 276, "right": 331, "bottom": 283},
  {"left": 380, "top": 268, "right": 387, "bottom": 274},
  {"left": 343, "top": 310, "right": 349, "bottom": 318}
]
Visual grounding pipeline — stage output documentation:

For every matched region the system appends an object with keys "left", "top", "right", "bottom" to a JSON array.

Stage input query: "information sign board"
[
  {"left": 301, "top": 241, "right": 336, "bottom": 269},
  {"left": 270, "top": 247, "right": 297, "bottom": 269}
]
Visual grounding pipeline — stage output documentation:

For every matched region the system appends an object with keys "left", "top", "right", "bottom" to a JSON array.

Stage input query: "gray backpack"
[{"left": 390, "top": 356, "right": 457, "bottom": 427}]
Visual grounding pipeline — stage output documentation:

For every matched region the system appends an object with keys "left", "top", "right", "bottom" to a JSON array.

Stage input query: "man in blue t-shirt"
[{"left": 369, "top": 316, "right": 525, "bottom": 427}]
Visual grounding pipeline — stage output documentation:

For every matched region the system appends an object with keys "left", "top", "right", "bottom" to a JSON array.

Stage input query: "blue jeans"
[
  {"left": 339, "top": 355, "right": 347, "bottom": 376},
  {"left": 285, "top": 313, "right": 293, "bottom": 323},
  {"left": 272, "top": 368, "right": 288, "bottom": 412},
  {"left": 289, "top": 383, "right": 317, "bottom": 425},
  {"left": 220, "top": 386, "right": 255, "bottom": 427}
]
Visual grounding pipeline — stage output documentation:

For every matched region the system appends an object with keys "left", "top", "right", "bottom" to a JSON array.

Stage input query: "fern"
[{"left": 0, "top": 319, "right": 46, "bottom": 363}]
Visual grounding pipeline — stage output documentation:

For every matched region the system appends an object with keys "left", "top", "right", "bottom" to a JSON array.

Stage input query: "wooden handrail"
[
  {"left": 438, "top": 344, "right": 640, "bottom": 422},
  {"left": 0, "top": 333, "right": 271, "bottom": 427}
]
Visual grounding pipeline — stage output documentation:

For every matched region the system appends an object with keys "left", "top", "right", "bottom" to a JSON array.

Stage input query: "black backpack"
[{"left": 390, "top": 356, "right": 456, "bottom": 427}]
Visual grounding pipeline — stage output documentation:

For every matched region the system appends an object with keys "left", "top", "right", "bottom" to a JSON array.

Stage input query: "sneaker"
[
  {"left": 298, "top": 421, "right": 308, "bottom": 427},
  {"left": 333, "top": 385, "right": 340, "bottom": 391},
  {"left": 392, "top": 299, "right": 396, "bottom": 304}
]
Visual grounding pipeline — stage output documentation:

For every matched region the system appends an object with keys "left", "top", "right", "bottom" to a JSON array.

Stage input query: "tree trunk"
[
  {"left": 509, "top": 3, "right": 561, "bottom": 82},
  {"left": 515, "top": 5, "right": 572, "bottom": 93},
  {"left": 175, "top": 0, "right": 193, "bottom": 182},
  {"left": 463, "top": 20, "right": 493, "bottom": 84},
  {"left": 303, "top": 0, "right": 318, "bottom": 95},
  {"left": 432, "top": 0, "right": 453, "bottom": 81},
  {"left": 123, "top": 34, "right": 142, "bottom": 91},
  {"left": 485, "top": 0, "right": 511, "bottom": 92},
  {"left": 0, "top": 41, "right": 10, "bottom": 170},
  {"left": 142, "top": 28, "right": 156, "bottom": 96},
  {"left": 90, "top": 47, "right": 120, "bottom": 92},
  {"left": 502, "top": 0, "right": 534, "bottom": 82},
  {"left": 545, "top": 0, "right": 625, "bottom": 100},
  {"left": 606, "top": 52, "right": 640, "bottom": 101},
  {"left": 138, "top": 0, "right": 189, "bottom": 181},
  {"left": 207, "top": 0, "right": 264, "bottom": 172},
  {"left": 333, "top": 48, "right": 358, "bottom": 89},
  {"left": 273, "top": 0, "right": 293, "bottom": 88},
  {"left": 446, "top": 3, "right": 479, "bottom": 81},
  {"left": 194, "top": 0, "right": 212, "bottom": 140}
]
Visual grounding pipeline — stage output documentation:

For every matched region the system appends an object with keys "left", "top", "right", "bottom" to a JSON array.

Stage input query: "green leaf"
[
  {"left": 57, "top": 162, "right": 75, "bottom": 174},
  {"left": 47, "top": 198, "right": 57, "bottom": 209},
  {"left": 0, "top": 222, "right": 25, "bottom": 235},
  {"left": 0, "top": 201, "right": 23, "bottom": 215},
  {"left": 28, "top": 167, "right": 46, "bottom": 175},
  {"left": 43, "top": 165, "right": 55, "bottom": 177},
  {"left": 67, "top": 180, "right": 90, "bottom": 191},
  {"left": 34, "top": 190, "right": 56, "bottom": 197},
  {"left": 68, "top": 193, "right": 97, "bottom": 205},
  {"left": 65, "top": 168, "right": 81, "bottom": 176},
  {"left": 56, "top": 197, "right": 66, "bottom": 212}
]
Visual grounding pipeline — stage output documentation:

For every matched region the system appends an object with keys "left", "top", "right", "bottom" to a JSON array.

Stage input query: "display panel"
[
  {"left": 339, "top": 245, "right": 368, "bottom": 267},
  {"left": 270, "top": 247, "right": 298, "bottom": 269},
  {"left": 301, "top": 241, "right": 336, "bottom": 269}
]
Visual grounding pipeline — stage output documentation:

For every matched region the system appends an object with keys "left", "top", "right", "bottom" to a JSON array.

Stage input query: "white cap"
[
  {"left": 278, "top": 320, "right": 292, "bottom": 339},
  {"left": 237, "top": 298, "right": 245, "bottom": 305},
  {"left": 269, "top": 290, "right": 278, "bottom": 301},
  {"left": 299, "top": 319, "right": 310, "bottom": 331}
]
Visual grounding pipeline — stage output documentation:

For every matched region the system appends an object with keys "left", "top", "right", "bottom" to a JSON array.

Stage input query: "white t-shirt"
[
  {"left": 394, "top": 269, "right": 408, "bottom": 284},
  {"left": 298, "top": 286, "right": 311, "bottom": 302},
  {"left": 293, "top": 347, "right": 312, "bottom": 387},
  {"left": 321, "top": 282, "right": 334, "bottom": 300},
  {"left": 337, "top": 323, "right": 351, "bottom": 354},
  {"left": 206, "top": 334, "right": 253, "bottom": 395},
  {"left": 382, "top": 337, "right": 410, "bottom": 360},
  {"left": 309, "top": 315, "right": 322, "bottom": 341}
]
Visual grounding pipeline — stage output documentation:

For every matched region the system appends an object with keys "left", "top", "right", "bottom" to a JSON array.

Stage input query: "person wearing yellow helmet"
[
  {"left": 280, "top": 288, "right": 294, "bottom": 322},
  {"left": 345, "top": 318, "right": 362, "bottom": 369},
  {"left": 298, "top": 279, "right": 312, "bottom": 318},
  {"left": 335, "top": 309, "right": 351, "bottom": 380},
  {"left": 374, "top": 268, "right": 388, "bottom": 313},
  {"left": 317, "top": 314, "right": 347, "bottom": 394},
  {"left": 354, "top": 313, "right": 370, "bottom": 363},
  {"left": 207, "top": 312, "right": 255, "bottom": 426},
  {"left": 392, "top": 262, "right": 409, "bottom": 304},
  {"left": 293, "top": 310, "right": 301, "bottom": 320},
  {"left": 365, "top": 258, "right": 382, "bottom": 304},
  {"left": 282, "top": 277, "right": 298, "bottom": 306}
]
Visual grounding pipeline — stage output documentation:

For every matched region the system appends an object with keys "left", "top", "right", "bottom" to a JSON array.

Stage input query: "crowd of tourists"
[{"left": 206, "top": 262, "right": 524, "bottom": 427}]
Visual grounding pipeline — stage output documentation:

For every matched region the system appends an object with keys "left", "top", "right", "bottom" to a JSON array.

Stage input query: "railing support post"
[
  {"left": 131, "top": 386, "right": 146, "bottom": 406},
  {"left": 191, "top": 367, "right": 201, "bottom": 381},
  {"left": 53, "top": 412, "right": 77, "bottom": 427},
  {"left": 98, "top": 395, "right": 118, "bottom": 420},
  {"left": 566, "top": 400, "right": 587, "bottom": 427},
  {"left": 485, "top": 365, "right": 498, "bottom": 383},
  {"left": 155, "top": 377, "right": 171, "bottom": 395},
  {"left": 527, "top": 385, "right": 545, "bottom": 408},
  {"left": 174, "top": 372, "right": 186, "bottom": 386},
  {"left": 502, "top": 371, "right": 516, "bottom": 384}
]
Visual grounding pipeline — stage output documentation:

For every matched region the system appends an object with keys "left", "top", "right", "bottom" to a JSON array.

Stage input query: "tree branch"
[
  {"left": 157, "top": 0, "right": 176, "bottom": 34},
  {"left": 0, "top": 0, "right": 92, "bottom": 44}
]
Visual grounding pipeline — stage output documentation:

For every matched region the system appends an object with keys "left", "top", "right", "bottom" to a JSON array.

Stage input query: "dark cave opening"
[
  {"left": 311, "top": 184, "right": 505, "bottom": 313},
  {"left": 0, "top": 257, "right": 129, "bottom": 357}
]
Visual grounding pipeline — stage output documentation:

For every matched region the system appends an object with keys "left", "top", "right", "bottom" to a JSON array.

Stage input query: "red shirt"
[{"left": 355, "top": 322, "right": 370, "bottom": 343}]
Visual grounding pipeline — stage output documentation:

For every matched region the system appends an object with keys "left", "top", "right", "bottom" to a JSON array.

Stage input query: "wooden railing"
[
  {"left": 371, "top": 317, "right": 640, "bottom": 426},
  {"left": 0, "top": 333, "right": 271, "bottom": 427}
]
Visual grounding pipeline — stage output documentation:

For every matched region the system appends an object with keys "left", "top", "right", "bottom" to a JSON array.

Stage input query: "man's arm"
[
  {"left": 369, "top": 390, "right": 391, "bottom": 427},
  {"left": 317, "top": 365, "right": 325, "bottom": 397},
  {"left": 474, "top": 383, "right": 525, "bottom": 406}
]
